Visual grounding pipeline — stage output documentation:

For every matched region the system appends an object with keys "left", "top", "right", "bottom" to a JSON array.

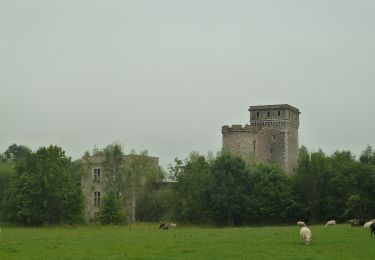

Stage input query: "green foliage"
[
  {"left": 0, "top": 161, "right": 16, "bottom": 220},
  {"left": 170, "top": 152, "right": 212, "bottom": 224},
  {"left": 360, "top": 145, "right": 375, "bottom": 165},
  {"left": 102, "top": 142, "right": 127, "bottom": 200},
  {"left": 2, "top": 145, "right": 83, "bottom": 225},
  {"left": 250, "top": 164, "right": 297, "bottom": 224},
  {"left": 3, "top": 144, "right": 31, "bottom": 161},
  {"left": 136, "top": 189, "right": 173, "bottom": 222},
  {"left": 99, "top": 190, "right": 125, "bottom": 224},
  {"left": 210, "top": 151, "right": 252, "bottom": 226}
]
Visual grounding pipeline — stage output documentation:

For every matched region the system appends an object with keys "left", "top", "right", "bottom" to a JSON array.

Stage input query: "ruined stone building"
[
  {"left": 222, "top": 104, "right": 300, "bottom": 172},
  {"left": 81, "top": 154, "right": 159, "bottom": 222}
]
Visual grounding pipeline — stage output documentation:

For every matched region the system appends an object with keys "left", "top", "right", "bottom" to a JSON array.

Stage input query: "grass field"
[{"left": 0, "top": 224, "right": 374, "bottom": 259}]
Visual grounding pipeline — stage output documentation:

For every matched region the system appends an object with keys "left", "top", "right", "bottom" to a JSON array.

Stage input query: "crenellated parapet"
[
  {"left": 222, "top": 124, "right": 260, "bottom": 133},
  {"left": 222, "top": 104, "right": 300, "bottom": 173}
]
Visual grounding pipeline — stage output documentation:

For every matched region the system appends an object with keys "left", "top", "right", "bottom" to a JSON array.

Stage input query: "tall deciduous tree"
[
  {"left": 0, "top": 161, "right": 16, "bottom": 220},
  {"left": 99, "top": 190, "right": 124, "bottom": 224},
  {"left": 170, "top": 152, "right": 212, "bottom": 224},
  {"left": 250, "top": 164, "right": 297, "bottom": 224},
  {"left": 4, "top": 144, "right": 31, "bottom": 161},
  {"left": 210, "top": 151, "right": 252, "bottom": 226},
  {"left": 102, "top": 143, "right": 127, "bottom": 201},
  {"left": 3, "top": 145, "right": 83, "bottom": 225},
  {"left": 125, "top": 150, "right": 160, "bottom": 223}
]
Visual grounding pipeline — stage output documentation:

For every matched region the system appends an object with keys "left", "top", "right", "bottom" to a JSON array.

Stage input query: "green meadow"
[{"left": 0, "top": 224, "right": 374, "bottom": 259}]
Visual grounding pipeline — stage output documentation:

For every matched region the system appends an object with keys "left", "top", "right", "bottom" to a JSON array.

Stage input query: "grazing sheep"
[
  {"left": 325, "top": 220, "right": 336, "bottom": 227},
  {"left": 364, "top": 219, "right": 375, "bottom": 228},
  {"left": 370, "top": 222, "right": 375, "bottom": 237},
  {"left": 297, "top": 221, "right": 306, "bottom": 227},
  {"left": 170, "top": 223, "right": 177, "bottom": 228},
  {"left": 300, "top": 226, "right": 312, "bottom": 245}
]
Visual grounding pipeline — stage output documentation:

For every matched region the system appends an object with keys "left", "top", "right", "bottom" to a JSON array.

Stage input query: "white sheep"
[
  {"left": 297, "top": 221, "right": 306, "bottom": 227},
  {"left": 325, "top": 220, "right": 336, "bottom": 227},
  {"left": 170, "top": 223, "right": 177, "bottom": 228},
  {"left": 364, "top": 219, "right": 375, "bottom": 228},
  {"left": 300, "top": 226, "right": 312, "bottom": 245}
]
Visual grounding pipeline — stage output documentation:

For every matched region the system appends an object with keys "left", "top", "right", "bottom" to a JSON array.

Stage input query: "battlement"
[
  {"left": 222, "top": 104, "right": 300, "bottom": 173},
  {"left": 222, "top": 124, "right": 259, "bottom": 133}
]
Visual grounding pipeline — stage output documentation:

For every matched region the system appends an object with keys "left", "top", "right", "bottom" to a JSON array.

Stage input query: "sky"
[{"left": 1, "top": 0, "right": 374, "bottom": 169}]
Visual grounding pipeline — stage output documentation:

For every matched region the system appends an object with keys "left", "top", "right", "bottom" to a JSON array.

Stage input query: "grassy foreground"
[{"left": 0, "top": 224, "right": 374, "bottom": 259}]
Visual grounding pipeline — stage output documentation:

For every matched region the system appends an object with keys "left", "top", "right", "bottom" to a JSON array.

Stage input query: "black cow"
[
  {"left": 370, "top": 222, "right": 375, "bottom": 237},
  {"left": 348, "top": 219, "right": 365, "bottom": 227},
  {"left": 159, "top": 223, "right": 169, "bottom": 230}
]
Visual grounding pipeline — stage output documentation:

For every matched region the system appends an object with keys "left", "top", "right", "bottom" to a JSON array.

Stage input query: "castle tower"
[{"left": 222, "top": 104, "right": 300, "bottom": 172}]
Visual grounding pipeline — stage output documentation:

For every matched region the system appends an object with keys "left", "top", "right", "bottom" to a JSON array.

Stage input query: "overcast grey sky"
[{"left": 1, "top": 0, "right": 374, "bottom": 169}]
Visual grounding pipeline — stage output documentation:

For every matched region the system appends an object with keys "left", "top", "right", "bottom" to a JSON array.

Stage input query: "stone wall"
[
  {"left": 222, "top": 104, "right": 300, "bottom": 173},
  {"left": 81, "top": 154, "right": 159, "bottom": 222}
]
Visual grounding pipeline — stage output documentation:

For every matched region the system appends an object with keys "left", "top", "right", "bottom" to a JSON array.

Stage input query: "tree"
[
  {"left": 102, "top": 143, "right": 127, "bottom": 201},
  {"left": 170, "top": 152, "right": 212, "bottom": 224},
  {"left": 250, "top": 163, "right": 297, "bottom": 224},
  {"left": 99, "top": 190, "right": 124, "bottom": 224},
  {"left": 3, "top": 145, "right": 83, "bottom": 225},
  {"left": 360, "top": 145, "right": 375, "bottom": 165},
  {"left": 0, "top": 161, "right": 16, "bottom": 220},
  {"left": 209, "top": 151, "right": 252, "bottom": 226},
  {"left": 125, "top": 150, "right": 160, "bottom": 223},
  {"left": 3, "top": 144, "right": 31, "bottom": 161}
]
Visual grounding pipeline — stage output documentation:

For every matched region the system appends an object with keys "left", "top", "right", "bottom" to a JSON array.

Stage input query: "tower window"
[
  {"left": 256, "top": 112, "right": 259, "bottom": 118},
  {"left": 278, "top": 111, "right": 281, "bottom": 116},
  {"left": 93, "top": 168, "right": 101, "bottom": 182},
  {"left": 270, "top": 149, "right": 273, "bottom": 154},
  {"left": 94, "top": 191, "right": 101, "bottom": 207},
  {"left": 267, "top": 111, "right": 270, "bottom": 117},
  {"left": 273, "top": 136, "right": 276, "bottom": 140}
]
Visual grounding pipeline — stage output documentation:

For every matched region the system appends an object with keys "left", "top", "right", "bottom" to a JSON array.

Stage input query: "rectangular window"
[
  {"left": 93, "top": 168, "right": 101, "bottom": 182},
  {"left": 94, "top": 191, "right": 101, "bottom": 207},
  {"left": 267, "top": 111, "right": 270, "bottom": 117},
  {"left": 256, "top": 112, "right": 259, "bottom": 118},
  {"left": 278, "top": 111, "right": 281, "bottom": 116}
]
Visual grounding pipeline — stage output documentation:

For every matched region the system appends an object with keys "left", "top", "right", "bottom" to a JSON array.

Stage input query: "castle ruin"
[{"left": 222, "top": 104, "right": 300, "bottom": 172}]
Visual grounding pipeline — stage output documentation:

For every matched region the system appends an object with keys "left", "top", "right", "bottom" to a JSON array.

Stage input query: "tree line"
[
  {"left": 1, "top": 143, "right": 375, "bottom": 226},
  {"left": 142, "top": 146, "right": 375, "bottom": 226}
]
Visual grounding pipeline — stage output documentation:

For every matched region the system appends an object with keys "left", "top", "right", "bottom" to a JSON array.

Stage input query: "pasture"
[{"left": 0, "top": 224, "right": 374, "bottom": 259}]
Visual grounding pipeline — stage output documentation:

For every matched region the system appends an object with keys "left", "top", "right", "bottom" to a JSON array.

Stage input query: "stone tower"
[{"left": 222, "top": 104, "right": 300, "bottom": 172}]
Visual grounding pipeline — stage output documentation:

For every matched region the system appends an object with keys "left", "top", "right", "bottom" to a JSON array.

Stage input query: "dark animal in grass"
[
  {"left": 370, "top": 222, "right": 375, "bottom": 237},
  {"left": 348, "top": 219, "right": 364, "bottom": 227},
  {"left": 159, "top": 223, "right": 169, "bottom": 230}
]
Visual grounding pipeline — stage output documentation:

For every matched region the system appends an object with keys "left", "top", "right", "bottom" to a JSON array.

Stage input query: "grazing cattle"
[
  {"left": 325, "top": 220, "right": 336, "bottom": 227},
  {"left": 297, "top": 221, "right": 306, "bottom": 227},
  {"left": 159, "top": 223, "right": 169, "bottom": 230},
  {"left": 370, "top": 222, "right": 375, "bottom": 237},
  {"left": 348, "top": 219, "right": 364, "bottom": 227},
  {"left": 300, "top": 226, "right": 312, "bottom": 245}
]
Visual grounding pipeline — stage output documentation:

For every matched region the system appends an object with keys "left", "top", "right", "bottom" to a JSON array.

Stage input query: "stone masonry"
[
  {"left": 81, "top": 154, "right": 159, "bottom": 222},
  {"left": 222, "top": 104, "right": 300, "bottom": 172}
]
